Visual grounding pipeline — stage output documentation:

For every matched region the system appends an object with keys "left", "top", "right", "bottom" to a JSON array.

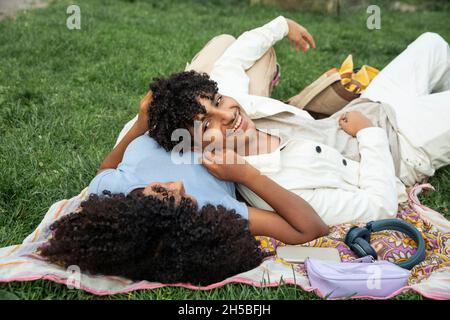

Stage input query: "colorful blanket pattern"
[
  {"left": 0, "top": 184, "right": 449, "bottom": 299},
  {"left": 256, "top": 203, "right": 450, "bottom": 287}
]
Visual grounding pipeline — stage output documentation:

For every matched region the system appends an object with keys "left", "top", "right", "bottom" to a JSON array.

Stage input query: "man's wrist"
[{"left": 285, "top": 18, "right": 293, "bottom": 35}]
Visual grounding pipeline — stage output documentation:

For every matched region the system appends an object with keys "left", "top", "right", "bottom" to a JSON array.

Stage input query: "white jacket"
[{"left": 209, "top": 16, "right": 403, "bottom": 225}]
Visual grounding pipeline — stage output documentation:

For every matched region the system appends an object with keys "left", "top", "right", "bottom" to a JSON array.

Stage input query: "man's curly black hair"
[
  {"left": 147, "top": 70, "right": 218, "bottom": 151},
  {"left": 38, "top": 191, "right": 265, "bottom": 286}
]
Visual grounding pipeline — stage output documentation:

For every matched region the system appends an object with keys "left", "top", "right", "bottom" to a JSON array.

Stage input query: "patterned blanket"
[
  {"left": 256, "top": 186, "right": 450, "bottom": 298},
  {"left": 0, "top": 117, "right": 449, "bottom": 299}
]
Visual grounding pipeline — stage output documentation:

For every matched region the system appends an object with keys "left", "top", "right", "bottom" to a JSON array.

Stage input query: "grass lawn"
[{"left": 0, "top": 0, "right": 449, "bottom": 300}]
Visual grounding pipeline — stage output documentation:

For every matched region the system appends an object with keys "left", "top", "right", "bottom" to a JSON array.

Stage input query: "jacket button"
[
  {"left": 342, "top": 159, "right": 347, "bottom": 166},
  {"left": 315, "top": 146, "right": 322, "bottom": 153}
]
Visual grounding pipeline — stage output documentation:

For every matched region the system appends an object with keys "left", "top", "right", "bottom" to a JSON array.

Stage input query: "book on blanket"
[{"left": 276, "top": 246, "right": 341, "bottom": 263}]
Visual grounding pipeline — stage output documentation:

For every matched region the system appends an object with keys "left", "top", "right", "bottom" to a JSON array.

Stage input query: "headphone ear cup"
[
  {"left": 345, "top": 226, "right": 367, "bottom": 246},
  {"left": 348, "top": 241, "right": 367, "bottom": 258},
  {"left": 354, "top": 237, "right": 378, "bottom": 260},
  {"left": 344, "top": 226, "right": 357, "bottom": 246}
]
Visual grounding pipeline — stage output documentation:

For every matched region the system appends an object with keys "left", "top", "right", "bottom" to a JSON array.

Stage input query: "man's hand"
[
  {"left": 286, "top": 18, "right": 316, "bottom": 53},
  {"left": 200, "top": 149, "right": 260, "bottom": 184},
  {"left": 137, "top": 90, "right": 153, "bottom": 130},
  {"left": 339, "top": 111, "right": 374, "bottom": 137}
]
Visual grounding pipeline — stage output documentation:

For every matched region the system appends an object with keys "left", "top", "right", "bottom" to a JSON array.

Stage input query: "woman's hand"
[
  {"left": 286, "top": 18, "right": 316, "bottom": 53},
  {"left": 137, "top": 90, "right": 153, "bottom": 130},
  {"left": 339, "top": 111, "right": 374, "bottom": 137},
  {"left": 200, "top": 149, "right": 260, "bottom": 184}
]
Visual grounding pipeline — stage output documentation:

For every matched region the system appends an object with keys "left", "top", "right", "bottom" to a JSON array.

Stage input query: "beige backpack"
[{"left": 287, "top": 55, "right": 379, "bottom": 119}]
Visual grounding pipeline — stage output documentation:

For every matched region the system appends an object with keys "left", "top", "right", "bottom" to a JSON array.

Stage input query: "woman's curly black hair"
[
  {"left": 147, "top": 70, "right": 218, "bottom": 151},
  {"left": 38, "top": 191, "right": 265, "bottom": 286}
]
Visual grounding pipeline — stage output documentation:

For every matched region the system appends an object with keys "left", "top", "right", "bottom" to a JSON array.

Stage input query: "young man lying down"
[
  {"left": 38, "top": 90, "right": 328, "bottom": 286},
  {"left": 147, "top": 16, "right": 450, "bottom": 226}
]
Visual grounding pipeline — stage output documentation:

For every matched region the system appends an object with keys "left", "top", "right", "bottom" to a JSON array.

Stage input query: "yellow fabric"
[{"left": 338, "top": 54, "right": 379, "bottom": 93}]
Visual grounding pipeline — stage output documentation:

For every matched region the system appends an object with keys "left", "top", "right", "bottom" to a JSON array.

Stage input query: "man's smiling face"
[{"left": 190, "top": 93, "right": 257, "bottom": 153}]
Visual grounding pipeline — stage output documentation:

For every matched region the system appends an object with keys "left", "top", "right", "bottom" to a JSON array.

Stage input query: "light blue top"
[{"left": 88, "top": 135, "right": 248, "bottom": 219}]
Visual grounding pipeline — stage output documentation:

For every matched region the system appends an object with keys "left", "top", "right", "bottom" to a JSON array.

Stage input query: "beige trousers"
[{"left": 185, "top": 34, "right": 278, "bottom": 97}]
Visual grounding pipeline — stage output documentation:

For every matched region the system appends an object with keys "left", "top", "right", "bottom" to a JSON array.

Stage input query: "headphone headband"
[{"left": 345, "top": 219, "right": 425, "bottom": 270}]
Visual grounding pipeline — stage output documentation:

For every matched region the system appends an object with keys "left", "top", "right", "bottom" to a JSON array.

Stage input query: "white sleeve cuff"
[
  {"left": 356, "top": 127, "right": 388, "bottom": 146},
  {"left": 266, "top": 15, "right": 289, "bottom": 39}
]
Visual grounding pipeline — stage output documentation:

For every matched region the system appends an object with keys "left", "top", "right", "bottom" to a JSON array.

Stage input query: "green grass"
[{"left": 0, "top": 0, "right": 449, "bottom": 300}]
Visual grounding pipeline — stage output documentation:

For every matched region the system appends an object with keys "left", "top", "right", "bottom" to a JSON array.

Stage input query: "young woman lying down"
[{"left": 38, "top": 91, "right": 328, "bottom": 286}]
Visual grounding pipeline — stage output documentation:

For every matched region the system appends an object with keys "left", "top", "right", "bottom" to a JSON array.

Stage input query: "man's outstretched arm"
[{"left": 210, "top": 16, "right": 315, "bottom": 95}]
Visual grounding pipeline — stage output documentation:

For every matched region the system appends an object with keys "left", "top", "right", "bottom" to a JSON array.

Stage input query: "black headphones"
[{"left": 344, "top": 219, "right": 426, "bottom": 270}]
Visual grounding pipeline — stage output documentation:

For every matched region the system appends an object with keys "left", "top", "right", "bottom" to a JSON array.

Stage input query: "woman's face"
[{"left": 143, "top": 181, "right": 197, "bottom": 206}]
